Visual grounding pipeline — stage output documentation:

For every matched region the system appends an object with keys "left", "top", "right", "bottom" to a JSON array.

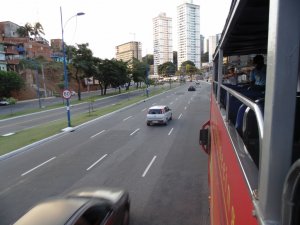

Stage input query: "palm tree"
[
  {"left": 16, "top": 23, "right": 33, "bottom": 37},
  {"left": 32, "top": 22, "right": 45, "bottom": 38},
  {"left": 24, "top": 23, "right": 34, "bottom": 37},
  {"left": 16, "top": 27, "right": 28, "bottom": 37}
]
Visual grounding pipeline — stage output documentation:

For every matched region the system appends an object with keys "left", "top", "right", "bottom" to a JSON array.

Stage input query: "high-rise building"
[
  {"left": 115, "top": 41, "right": 142, "bottom": 62},
  {"left": 208, "top": 34, "right": 221, "bottom": 62},
  {"left": 153, "top": 13, "right": 173, "bottom": 76},
  {"left": 200, "top": 34, "right": 204, "bottom": 54},
  {"left": 177, "top": 0, "right": 201, "bottom": 69}
]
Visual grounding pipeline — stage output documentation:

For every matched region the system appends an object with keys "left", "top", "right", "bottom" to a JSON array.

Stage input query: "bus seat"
[
  {"left": 239, "top": 89, "right": 265, "bottom": 100},
  {"left": 235, "top": 104, "right": 247, "bottom": 137},
  {"left": 242, "top": 107, "right": 260, "bottom": 168},
  {"left": 228, "top": 96, "right": 243, "bottom": 124}
]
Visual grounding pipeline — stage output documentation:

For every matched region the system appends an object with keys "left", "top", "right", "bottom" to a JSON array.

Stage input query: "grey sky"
[{"left": 1, "top": 0, "right": 231, "bottom": 59}]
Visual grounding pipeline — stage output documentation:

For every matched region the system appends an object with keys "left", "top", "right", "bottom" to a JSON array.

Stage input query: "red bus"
[{"left": 199, "top": 0, "right": 300, "bottom": 224}]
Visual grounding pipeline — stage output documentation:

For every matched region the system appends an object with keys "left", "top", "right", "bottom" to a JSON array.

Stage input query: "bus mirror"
[
  {"left": 199, "top": 120, "right": 210, "bottom": 154},
  {"left": 199, "top": 129, "right": 209, "bottom": 145}
]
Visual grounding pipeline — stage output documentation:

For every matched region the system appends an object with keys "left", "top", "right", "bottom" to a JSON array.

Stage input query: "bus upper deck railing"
[
  {"left": 213, "top": 81, "right": 264, "bottom": 155},
  {"left": 221, "top": 84, "right": 264, "bottom": 140}
]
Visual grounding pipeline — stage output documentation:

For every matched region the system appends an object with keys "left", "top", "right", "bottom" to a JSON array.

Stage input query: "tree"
[
  {"left": 131, "top": 58, "right": 147, "bottom": 88},
  {"left": 185, "top": 63, "right": 199, "bottom": 80},
  {"left": 16, "top": 22, "right": 44, "bottom": 39},
  {"left": 16, "top": 23, "right": 33, "bottom": 37},
  {"left": 109, "top": 59, "right": 130, "bottom": 93},
  {"left": 92, "top": 58, "right": 126, "bottom": 95},
  {"left": 180, "top": 60, "right": 195, "bottom": 75},
  {"left": 16, "top": 27, "right": 29, "bottom": 37},
  {"left": 0, "top": 71, "right": 24, "bottom": 97},
  {"left": 32, "top": 22, "right": 45, "bottom": 38},
  {"left": 158, "top": 61, "right": 176, "bottom": 77},
  {"left": 68, "top": 43, "right": 94, "bottom": 100},
  {"left": 142, "top": 54, "right": 153, "bottom": 65}
]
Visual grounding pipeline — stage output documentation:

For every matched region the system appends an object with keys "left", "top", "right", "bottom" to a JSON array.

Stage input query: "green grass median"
[{"left": 0, "top": 86, "right": 171, "bottom": 156}]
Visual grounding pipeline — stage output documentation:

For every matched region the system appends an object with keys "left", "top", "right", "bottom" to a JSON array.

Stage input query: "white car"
[
  {"left": 146, "top": 105, "right": 172, "bottom": 126},
  {"left": 0, "top": 100, "right": 9, "bottom": 106}
]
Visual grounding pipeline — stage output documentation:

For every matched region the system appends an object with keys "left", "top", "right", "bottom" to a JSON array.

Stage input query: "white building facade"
[
  {"left": 177, "top": 1, "right": 201, "bottom": 69},
  {"left": 115, "top": 41, "right": 142, "bottom": 62},
  {"left": 153, "top": 13, "right": 173, "bottom": 76},
  {"left": 208, "top": 33, "right": 221, "bottom": 62}
]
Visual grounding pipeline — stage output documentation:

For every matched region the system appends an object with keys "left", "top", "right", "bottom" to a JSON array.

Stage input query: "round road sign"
[{"left": 62, "top": 89, "right": 71, "bottom": 99}]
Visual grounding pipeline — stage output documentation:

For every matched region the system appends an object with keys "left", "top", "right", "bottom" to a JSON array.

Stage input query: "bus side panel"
[{"left": 209, "top": 95, "right": 258, "bottom": 225}]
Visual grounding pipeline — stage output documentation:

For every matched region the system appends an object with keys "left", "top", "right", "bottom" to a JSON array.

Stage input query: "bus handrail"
[{"left": 220, "top": 84, "right": 264, "bottom": 142}]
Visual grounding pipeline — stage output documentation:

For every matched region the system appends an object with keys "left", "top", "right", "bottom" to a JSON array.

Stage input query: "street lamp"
[{"left": 60, "top": 7, "right": 85, "bottom": 128}]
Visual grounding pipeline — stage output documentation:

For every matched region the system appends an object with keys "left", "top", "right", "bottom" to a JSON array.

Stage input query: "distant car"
[
  {"left": 188, "top": 86, "right": 196, "bottom": 91},
  {"left": 146, "top": 105, "right": 172, "bottom": 126},
  {"left": 71, "top": 91, "right": 77, "bottom": 96},
  {"left": 0, "top": 99, "right": 9, "bottom": 106},
  {"left": 14, "top": 187, "right": 130, "bottom": 225}
]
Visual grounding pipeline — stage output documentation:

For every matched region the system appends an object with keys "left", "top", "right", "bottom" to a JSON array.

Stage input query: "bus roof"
[{"left": 214, "top": 0, "right": 269, "bottom": 57}]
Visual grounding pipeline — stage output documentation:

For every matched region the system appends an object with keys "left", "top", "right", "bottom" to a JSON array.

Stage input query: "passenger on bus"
[
  {"left": 250, "top": 55, "right": 266, "bottom": 89},
  {"left": 223, "top": 66, "right": 238, "bottom": 85}
]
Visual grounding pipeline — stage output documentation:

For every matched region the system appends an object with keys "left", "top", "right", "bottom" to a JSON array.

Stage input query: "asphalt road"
[
  {"left": 0, "top": 82, "right": 211, "bottom": 225},
  {"left": 0, "top": 87, "right": 159, "bottom": 136},
  {"left": 0, "top": 88, "right": 124, "bottom": 115}
]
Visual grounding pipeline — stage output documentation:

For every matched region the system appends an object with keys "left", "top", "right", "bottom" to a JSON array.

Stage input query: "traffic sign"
[{"left": 62, "top": 89, "right": 71, "bottom": 99}]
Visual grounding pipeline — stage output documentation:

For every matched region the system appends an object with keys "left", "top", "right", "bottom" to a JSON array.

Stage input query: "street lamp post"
[
  {"left": 146, "top": 64, "right": 149, "bottom": 97},
  {"left": 60, "top": 7, "right": 84, "bottom": 128}
]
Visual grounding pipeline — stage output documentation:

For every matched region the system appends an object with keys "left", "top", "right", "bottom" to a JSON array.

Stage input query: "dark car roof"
[
  {"left": 14, "top": 198, "right": 89, "bottom": 225},
  {"left": 14, "top": 188, "right": 128, "bottom": 225},
  {"left": 67, "top": 187, "right": 127, "bottom": 204}
]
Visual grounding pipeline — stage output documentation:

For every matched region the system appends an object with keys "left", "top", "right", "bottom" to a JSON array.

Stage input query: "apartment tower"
[
  {"left": 177, "top": 0, "right": 200, "bottom": 69},
  {"left": 208, "top": 33, "right": 221, "bottom": 62},
  {"left": 115, "top": 41, "right": 142, "bottom": 62},
  {"left": 152, "top": 13, "right": 173, "bottom": 76}
]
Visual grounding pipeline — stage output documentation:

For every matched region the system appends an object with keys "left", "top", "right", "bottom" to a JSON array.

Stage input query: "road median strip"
[{"left": 0, "top": 86, "right": 178, "bottom": 158}]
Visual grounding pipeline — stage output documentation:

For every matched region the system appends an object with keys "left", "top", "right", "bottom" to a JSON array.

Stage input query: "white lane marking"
[
  {"left": 130, "top": 128, "right": 140, "bottom": 136},
  {"left": 170, "top": 102, "right": 174, "bottom": 105},
  {"left": 21, "top": 157, "right": 56, "bottom": 176},
  {"left": 175, "top": 98, "right": 178, "bottom": 101},
  {"left": 87, "top": 154, "right": 108, "bottom": 171},
  {"left": 168, "top": 128, "right": 174, "bottom": 136},
  {"left": 142, "top": 156, "right": 157, "bottom": 177},
  {"left": 141, "top": 108, "right": 147, "bottom": 112},
  {"left": 184, "top": 106, "right": 187, "bottom": 110},
  {"left": 178, "top": 113, "right": 182, "bottom": 119},
  {"left": 152, "top": 103, "right": 157, "bottom": 105},
  {"left": 90, "top": 130, "right": 106, "bottom": 138},
  {"left": 123, "top": 116, "right": 132, "bottom": 121},
  {"left": 2, "top": 132, "right": 15, "bottom": 137}
]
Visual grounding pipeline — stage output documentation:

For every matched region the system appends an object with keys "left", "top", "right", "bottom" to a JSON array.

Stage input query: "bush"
[{"left": 7, "top": 97, "right": 17, "bottom": 105}]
